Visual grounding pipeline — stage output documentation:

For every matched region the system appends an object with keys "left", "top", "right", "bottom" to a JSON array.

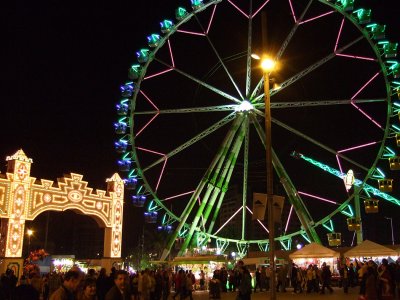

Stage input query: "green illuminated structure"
[{"left": 114, "top": 0, "right": 400, "bottom": 260}]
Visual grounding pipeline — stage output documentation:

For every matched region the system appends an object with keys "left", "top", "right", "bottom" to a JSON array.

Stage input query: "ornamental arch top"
[{"left": 0, "top": 149, "right": 124, "bottom": 265}]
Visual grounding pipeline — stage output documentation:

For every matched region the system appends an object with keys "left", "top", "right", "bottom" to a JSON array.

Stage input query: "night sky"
[{"left": 2, "top": 0, "right": 400, "bottom": 258}]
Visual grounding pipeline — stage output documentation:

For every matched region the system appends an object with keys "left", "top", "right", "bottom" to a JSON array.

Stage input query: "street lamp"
[
  {"left": 262, "top": 56, "right": 277, "bottom": 300},
  {"left": 384, "top": 217, "right": 394, "bottom": 245},
  {"left": 27, "top": 229, "right": 33, "bottom": 253},
  {"left": 253, "top": 53, "right": 277, "bottom": 299}
]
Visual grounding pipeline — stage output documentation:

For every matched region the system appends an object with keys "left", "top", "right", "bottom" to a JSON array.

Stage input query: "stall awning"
[
  {"left": 289, "top": 243, "right": 340, "bottom": 259},
  {"left": 344, "top": 240, "right": 398, "bottom": 258}
]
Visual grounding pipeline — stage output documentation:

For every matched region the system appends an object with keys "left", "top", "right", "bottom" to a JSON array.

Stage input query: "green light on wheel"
[
  {"left": 147, "top": 34, "right": 161, "bottom": 48},
  {"left": 160, "top": 20, "right": 174, "bottom": 33},
  {"left": 353, "top": 8, "right": 371, "bottom": 24},
  {"left": 175, "top": 7, "right": 188, "bottom": 21},
  {"left": 338, "top": 0, "right": 354, "bottom": 12}
]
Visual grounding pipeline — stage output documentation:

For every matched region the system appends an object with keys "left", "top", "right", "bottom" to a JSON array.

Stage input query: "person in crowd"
[
  {"left": 237, "top": 266, "right": 252, "bottom": 300},
  {"left": 183, "top": 271, "right": 193, "bottom": 300},
  {"left": 199, "top": 270, "right": 205, "bottom": 291},
  {"left": 48, "top": 271, "right": 63, "bottom": 299},
  {"left": 363, "top": 266, "right": 378, "bottom": 300},
  {"left": 78, "top": 277, "right": 98, "bottom": 300},
  {"left": 313, "top": 264, "right": 320, "bottom": 293},
  {"left": 30, "top": 272, "right": 43, "bottom": 296},
  {"left": 265, "top": 265, "right": 271, "bottom": 291},
  {"left": 50, "top": 270, "right": 83, "bottom": 300},
  {"left": 172, "top": 269, "right": 183, "bottom": 300},
  {"left": 12, "top": 274, "right": 40, "bottom": 300},
  {"left": 306, "top": 264, "right": 314, "bottom": 293},
  {"left": 131, "top": 273, "right": 139, "bottom": 300},
  {"left": 105, "top": 270, "right": 131, "bottom": 300},
  {"left": 0, "top": 268, "right": 18, "bottom": 299},
  {"left": 348, "top": 263, "right": 356, "bottom": 287},
  {"left": 227, "top": 270, "right": 235, "bottom": 292},
  {"left": 320, "top": 262, "right": 333, "bottom": 294},
  {"left": 276, "top": 264, "right": 288, "bottom": 292},
  {"left": 291, "top": 264, "right": 299, "bottom": 293},
  {"left": 339, "top": 263, "right": 350, "bottom": 293},
  {"left": 96, "top": 268, "right": 111, "bottom": 300},
  {"left": 43, "top": 275, "right": 50, "bottom": 300},
  {"left": 161, "top": 270, "right": 170, "bottom": 300},
  {"left": 253, "top": 267, "right": 262, "bottom": 292},
  {"left": 378, "top": 260, "right": 394, "bottom": 300}
]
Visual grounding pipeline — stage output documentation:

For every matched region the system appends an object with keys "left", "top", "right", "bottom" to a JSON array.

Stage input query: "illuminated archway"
[{"left": 0, "top": 149, "right": 124, "bottom": 275}]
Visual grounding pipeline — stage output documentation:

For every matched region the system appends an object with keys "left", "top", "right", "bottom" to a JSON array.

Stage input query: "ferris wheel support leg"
[
  {"left": 160, "top": 181, "right": 207, "bottom": 261},
  {"left": 354, "top": 187, "right": 363, "bottom": 245},
  {"left": 178, "top": 121, "right": 247, "bottom": 256}
]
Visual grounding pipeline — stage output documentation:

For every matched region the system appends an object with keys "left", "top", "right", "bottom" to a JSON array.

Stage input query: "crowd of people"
[{"left": 1, "top": 258, "right": 400, "bottom": 300}]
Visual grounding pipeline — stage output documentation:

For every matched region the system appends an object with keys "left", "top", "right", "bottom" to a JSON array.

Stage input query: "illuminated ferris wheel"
[{"left": 114, "top": 0, "right": 400, "bottom": 259}]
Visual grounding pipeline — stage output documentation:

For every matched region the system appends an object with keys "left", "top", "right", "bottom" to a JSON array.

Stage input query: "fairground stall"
[
  {"left": 171, "top": 254, "right": 229, "bottom": 288},
  {"left": 289, "top": 243, "right": 340, "bottom": 271},
  {"left": 344, "top": 240, "right": 398, "bottom": 264}
]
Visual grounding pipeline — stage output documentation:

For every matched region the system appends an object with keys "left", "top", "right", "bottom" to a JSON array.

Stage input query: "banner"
[{"left": 252, "top": 193, "right": 285, "bottom": 222}]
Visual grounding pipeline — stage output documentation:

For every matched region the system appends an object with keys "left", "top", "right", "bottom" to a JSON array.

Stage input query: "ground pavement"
[{"left": 192, "top": 286, "right": 360, "bottom": 300}]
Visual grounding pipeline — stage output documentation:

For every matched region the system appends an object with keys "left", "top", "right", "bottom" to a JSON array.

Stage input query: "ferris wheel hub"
[{"left": 235, "top": 100, "right": 254, "bottom": 112}]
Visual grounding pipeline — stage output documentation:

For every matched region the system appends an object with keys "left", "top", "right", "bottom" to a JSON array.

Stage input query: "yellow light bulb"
[{"left": 261, "top": 57, "right": 275, "bottom": 71}]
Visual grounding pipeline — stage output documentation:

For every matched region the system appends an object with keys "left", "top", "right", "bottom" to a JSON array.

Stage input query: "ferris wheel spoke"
[
  {"left": 245, "top": 1, "right": 253, "bottom": 97},
  {"left": 251, "top": 98, "right": 386, "bottom": 109},
  {"left": 251, "top": 35, "right": 364, "bottom": 103},
  {"left": 193, "top": 15, "right": 245, "bottom": 101},
  {"left": 276, "top": 0, "right": 314, "bottom": 61},
  {"left": 272, "top": 117, "right": 370, "bottom": 171},
  {"left": 251, "top": 0, "right": 316, "bottom": 100},
  {"left": 142, "top": 112, "right": 236, "bottom": 173},
  {"left": 134, "top": 105, "right": 238, "bottom": 115},
  {"left": 155, "top": 58, "right": 241, "bottom": 104}
]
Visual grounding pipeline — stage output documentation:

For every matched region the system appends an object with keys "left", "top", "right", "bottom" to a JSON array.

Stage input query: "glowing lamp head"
[
  {"left": 27, "top": 229, "right": 33, "bottom": 236},
  {"left": 261, "top": 57, "right": 275, "bottom": 72}
]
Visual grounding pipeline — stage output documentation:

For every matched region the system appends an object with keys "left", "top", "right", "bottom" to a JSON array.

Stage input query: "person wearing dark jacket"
[
  {"left": 105, "top": 270, "right": 131, "bottom": 300},
  {"left": 320, "top": 263, "right": 333, "bottom": 294}
]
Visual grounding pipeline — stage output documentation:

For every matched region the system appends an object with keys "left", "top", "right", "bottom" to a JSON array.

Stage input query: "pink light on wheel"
[
  {"left": 284, "top": 205, "right": 294, "bottom": 233},
  {"left": 246, "top": 206, "right": 269, "bottom": 233},
  {"left": 176, "top": 30, "right": 206, "bottom": 37},
  {"left": 299, "top": 11, "right": 335, "bottom": 25},
  {"left": 334, "top": 17, "right": 345, "bottom": 52},
  {"left": 288, "top": 0, "right": 296, "bottom": 23},
  {"left": 298, "top": 191, "right": 338, "bottom": 205},
  {"left": 206, "top": 4, "right": 217, "bottom": 34},
  {"left": 227, "top": 0, "right": 249, "bottom": 18},
  {"left": 162, "top": 190, "right": 195, "bottom": 202},
  {"left": 252, "top": 0, "right": 272, "bottom": 18},
  {"left": 336, "top": 53, "right": 376, "bottom": 61}
]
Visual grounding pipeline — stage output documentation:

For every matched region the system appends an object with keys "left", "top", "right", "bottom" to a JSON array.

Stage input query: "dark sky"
[{"left": 2, "top": 0, "right": 400, "bottom": 258}]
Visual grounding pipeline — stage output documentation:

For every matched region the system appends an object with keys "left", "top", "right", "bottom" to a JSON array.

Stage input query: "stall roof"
[
  {"left": 344, "top": 240, "right": 398, "bottom": 258},
  {"left": 289, "top": 243, "right": 340, "bottom": 259}
]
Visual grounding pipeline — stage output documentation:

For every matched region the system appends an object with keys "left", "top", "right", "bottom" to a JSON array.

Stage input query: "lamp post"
[
  {"left": 384, "top": 217, "right": 394, "bottom": 245},
  {"left": 262, "top": 56, "right": 276, "bottom": 300},
  {"left": 27, "top": 229, "right": 33, "bottom": 253}
]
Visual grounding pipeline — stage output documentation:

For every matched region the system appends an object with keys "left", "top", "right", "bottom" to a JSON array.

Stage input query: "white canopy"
[
  {"left": 289, "top": 243, "right": 340, "bottom": 259},
  {"left": 344, "top": 240, "right": 398, "bottom": 258}
]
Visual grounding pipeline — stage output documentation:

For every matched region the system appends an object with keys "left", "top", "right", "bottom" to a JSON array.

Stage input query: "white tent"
[
  {"left": 344, "top": 240, "right": 398, "bottom": 258},
  {"left": 289, "top": 243, "right": 340, "bottom": 259}
]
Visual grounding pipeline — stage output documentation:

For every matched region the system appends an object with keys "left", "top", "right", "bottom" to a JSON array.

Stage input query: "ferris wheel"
[{"left": 114, "top": 0, "right": 400, "bottom": 259}]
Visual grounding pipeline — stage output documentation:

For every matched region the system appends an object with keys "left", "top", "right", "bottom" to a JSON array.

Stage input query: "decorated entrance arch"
[{"left": 0, "top": 149, "right": 124, "bottom": 276}]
